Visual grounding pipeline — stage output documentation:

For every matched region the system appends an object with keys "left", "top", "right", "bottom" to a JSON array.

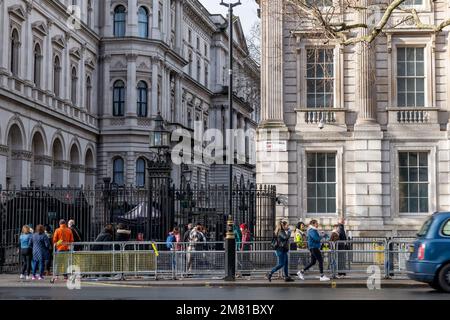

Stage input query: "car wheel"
[{"left": 437, "top": 263, "right": 450, "bottom": 293}]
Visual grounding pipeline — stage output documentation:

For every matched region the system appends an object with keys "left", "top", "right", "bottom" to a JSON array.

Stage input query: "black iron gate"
[{"left": 0, "top": 183, "right": 276, "bottom": 273}]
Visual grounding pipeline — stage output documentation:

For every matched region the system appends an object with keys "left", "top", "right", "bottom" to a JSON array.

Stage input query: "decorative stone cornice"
[
  {"left": 0, "top": 145, "right": 9, "bottom": 156},
  {"left": 85, "top": 167, "right": 96, "bottom": 175},
  {"left": 11, "top": 150, "right": 33, "bottom": 161},
  {"left": 53, "top": 160, "right": 71, "bottom": 169},
  {"left": 34, "top": 155, "right": 53, "bottom": 165},
  {"left": 70, "top": 164, "right": 85, "bottom": 173}
]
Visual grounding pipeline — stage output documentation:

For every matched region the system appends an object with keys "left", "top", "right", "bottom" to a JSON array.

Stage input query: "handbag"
[{"left": 270, "top": 236, "right": 279, "bottom": 250}]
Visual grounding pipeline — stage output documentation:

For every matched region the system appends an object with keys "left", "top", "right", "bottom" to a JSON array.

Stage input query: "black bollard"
[{"left": 224, "top": 215, "right": 236, "bottom": 281}]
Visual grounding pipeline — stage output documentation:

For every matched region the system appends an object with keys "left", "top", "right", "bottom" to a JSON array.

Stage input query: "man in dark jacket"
[
  {"left": 337, "top": 217, "right": 348, "bottom": 277},
  {"left": 93, "top": 225, "right": 114, "bottom": 251},
  {"left": 68, "top": 220, "right": 83, "bottom": 251}
]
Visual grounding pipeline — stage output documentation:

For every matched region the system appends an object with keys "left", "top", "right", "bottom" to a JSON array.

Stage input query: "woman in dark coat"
[
  {"left": 93, "top": 225, "right": 114, "bottom": 251},
  {"left": 266, "top": 220, "right": 294, "bottom": 282},
  {"left": 29, "top": 225, "right": 51, "bottom": 280}
]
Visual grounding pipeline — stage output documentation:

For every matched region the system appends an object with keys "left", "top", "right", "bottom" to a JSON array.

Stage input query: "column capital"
[{"left": 126, "top": 53, "right": 138, "bottom": 62}]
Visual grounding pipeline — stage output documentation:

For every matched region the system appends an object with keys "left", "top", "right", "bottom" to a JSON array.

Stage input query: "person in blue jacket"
[
  {"left": 297, "top": 220, "right": 330, "bottom": 282},
  {"left": 19, "top": 225, "right": 33, "bottom": 280}
]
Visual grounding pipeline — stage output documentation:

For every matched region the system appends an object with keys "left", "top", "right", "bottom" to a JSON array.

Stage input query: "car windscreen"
[{"left": 417, "top": 216, "right": 434, "bottom": 238}]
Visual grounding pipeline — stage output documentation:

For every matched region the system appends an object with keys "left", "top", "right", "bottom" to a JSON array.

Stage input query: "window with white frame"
[
  {"left": 397, "top": 47, "right": 425, "bottom": 107},
  {"left": 399, "top": 152, "right": 429, "bottom": 213},
  {"left": 306, "top": 48, "right": 334, "bottom": 108},
  {"left": 307, "top": 152, "right": 336, "bottom": 213}
]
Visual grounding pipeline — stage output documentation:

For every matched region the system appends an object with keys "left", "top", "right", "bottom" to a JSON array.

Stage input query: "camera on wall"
[{"left": 318, "top": 118, "right": 325, "bottom": 130}]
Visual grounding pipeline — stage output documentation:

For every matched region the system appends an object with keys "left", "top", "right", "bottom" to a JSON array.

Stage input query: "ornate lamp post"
[
  {"left": 220, "top": 0, "right": 241, "bottom": 282},
  {"left": 147, "top": 112, "right": 171, "bottom": 240}
]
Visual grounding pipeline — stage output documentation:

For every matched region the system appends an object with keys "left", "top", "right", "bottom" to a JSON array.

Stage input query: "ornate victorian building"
[
  {"left": 0, "top": 0, "right": 260, "bottom": 190},
  {"left": 257, "top": 0, "right": 450, "bottom": 236}
]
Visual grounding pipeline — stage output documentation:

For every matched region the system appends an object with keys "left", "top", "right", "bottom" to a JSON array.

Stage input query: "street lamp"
[
  {"left": 220, "top": 0, "right": 241, "bottom": 282},
  {"left": 149, "top": 112, "right": 171, "bottom": 161}
]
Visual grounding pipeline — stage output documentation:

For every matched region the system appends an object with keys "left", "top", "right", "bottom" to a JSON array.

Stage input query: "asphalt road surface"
[{"left": 0, "top": 285, "right": 449, "bottom": 300}]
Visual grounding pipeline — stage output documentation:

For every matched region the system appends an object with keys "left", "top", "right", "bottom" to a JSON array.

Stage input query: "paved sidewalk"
[{"left": 0, "top": 274, "right": 428, "bottom": 288}]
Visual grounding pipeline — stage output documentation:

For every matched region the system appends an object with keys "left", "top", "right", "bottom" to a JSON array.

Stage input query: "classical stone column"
[
  {"left": 0, "top": 145, "right": 8, "bottom": 188},
  {"left": 44, "top": 20, "right": 53, "bottom": 93},
  {"left": 174, "top": 74, "right": 182, "bottom": 123},
  {"left": 347, "top": 0, "right": 384, "bottom": 231},
  {"left": 0, "top": 0, "right": 9, "bottom": 77},
  {"left": 355, "top": 0, "right": 378, "bottom": 127},
  {"left": 63, "top": 32, "right": 71, "bottom": 102},
  {"left": 152, "top": 0, "right": 160, "bottom": 40},
  {"left": 256, "top": 0, "right": 290, "bottom": 223},
  {"left": 33, "top": 155, "right": 53, "bottom": 186},
  {"left": 175, "top": 0, "right": 183, "bottom": 53},
  {"left": 79, "top": 45, "right": 86, "bottom": 110},
  {"left": 126, "top": 53, "right": 137, "bottom": 116},
  {"left": 151, "top": 57, "right": 159, "bottom": 116},
  {"left": 102, "top": 54, "right": 112, "bottom": 116},
  {"left": 127, "top": 0, "right": 137, "bottom": 37},
  {"left": 23, "top": 3, "right": 33, "bottom": 97}
]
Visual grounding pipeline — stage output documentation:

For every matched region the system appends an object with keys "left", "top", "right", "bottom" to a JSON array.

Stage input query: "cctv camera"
[{"left": 318, "top": 119, "right": 325, "bottom": 130}]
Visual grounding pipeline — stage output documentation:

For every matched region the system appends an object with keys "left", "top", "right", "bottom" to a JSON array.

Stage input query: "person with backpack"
[
  {"left": 297, "top": 219, "right": 330, "bottom": 282},
  {"left": 166, "top": 227, "right": 180, "bottom": 278},
  {"left": 266, "top": 220, "right": 294, "bottom": 282}
]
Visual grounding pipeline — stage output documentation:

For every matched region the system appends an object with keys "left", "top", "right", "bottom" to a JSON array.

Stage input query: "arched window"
[
  {"left": 86, "top": 76, "right": 92, "bottom": 111},
  {"left": 113, "top": 158, "right": 124, "bottom": 185},
  {"left": 53, "top": 56, "right": 61, "bottom": 96},
  {"left": 138, "top": 6, "right": 149, "bottom": 38},
  {"left": 33, "top": 44, "right": 42, "bottom": 88},
  {"left": 113, "top": 80, "right": 125, "bottom": 116},
  {"left": 10, "top": 29, "right": 20, "bottom": 76},
  {"left": 137, "top": 81, "right": 148, "bottom": 117},
  {"left": 71, "top": 67, "right": 78, "bottom": 105},
  {"left": 113, "top": 5, "right": 126, "bottom": 37},
  {"left": 136, "top": 158, "right": 146, "bottom": 187}
]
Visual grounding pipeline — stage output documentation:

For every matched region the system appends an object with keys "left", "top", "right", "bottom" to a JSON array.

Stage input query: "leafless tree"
[
  {"left": 284, "top": 0, "right": 450, "bottom": 46},
  {"left": 247, "top": 21, "right": 261, "bottom": 63}
]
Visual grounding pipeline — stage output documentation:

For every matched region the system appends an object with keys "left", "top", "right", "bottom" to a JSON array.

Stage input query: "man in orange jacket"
[{"left": 53, "top": 219, "right": 74, "bottom": 252}]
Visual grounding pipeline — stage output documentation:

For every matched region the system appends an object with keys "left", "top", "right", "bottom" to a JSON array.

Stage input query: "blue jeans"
[
  {"left": 270, "top": 250, "right": 289, "bottom": 277},
  {"left": 32, "top": 259, "right": 45, "bottom": 277}
]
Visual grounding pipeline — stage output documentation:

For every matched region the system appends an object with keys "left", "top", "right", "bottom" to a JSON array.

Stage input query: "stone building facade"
[
  {"left": 257, "top": 0, "right": 450, "bottom": 236},
  {"left": 0, "top": 0, "right": 260, "bottom": 190}
]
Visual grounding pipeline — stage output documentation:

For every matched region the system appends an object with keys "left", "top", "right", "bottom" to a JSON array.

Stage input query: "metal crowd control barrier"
[
  {"left": 385, "top": 239, "right": 415, "bottom": 279},
  {"left": 49, "top": 239, "right": 416, "bottom": 281},
  {"left": 52, "top": 242, "right": 158, "bottom": 281}
]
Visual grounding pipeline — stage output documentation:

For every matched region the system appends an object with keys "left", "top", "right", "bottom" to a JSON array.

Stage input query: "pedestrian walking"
[
  {"left": 43, "top": 225, "right": 53, "bottom": 276},
  {"left": 337, "top": 217, "right": 348, "bottom": 278},
  {"left": 294, "top": 222, "right": 309, "bottom": 270},
  {"left": 53, "top": 219, "right": 74, "bottom": 252},
  {"left": 234, "top": 224, "right": 242, "bottom": 251},
  {"left": 29, "top": 225, "right": 51, "bottom": 280},
  {"left": 187, "top": 224, "right": 206, "bottom": 272},
  {"left": 68, "top": 219, "right": 82, "bottom": 251},
  {"left": 183, "top": 223, "right": 193, "bottom": 251},
  {"left": 297, "top": 220, "right": 330, "bottom": 282},
  {"left": 266, "top": 220, "right": 294, "bottom": 282},
  {"left": 19, "top": 225, "right": 33, "bottom": 280},
  {"left": 240, "top": 223, "right": 252, "bottom": 274}
]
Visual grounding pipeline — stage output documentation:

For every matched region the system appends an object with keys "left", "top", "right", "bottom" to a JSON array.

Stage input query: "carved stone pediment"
[
  {"left": 8, "top": 5, "right": 26, "bottom": 21},
  {"left": 52, "top": 35, "right": 66, "bottom": 49},
  {"left": 85, "top": 58, "right": 95, "bottom": 69},
  {"left": 112, "top": 59, "right": 127, "bottom": 69},
  {"left": 70, "top": 47, "right": 81, "bottom": 59},
  {"left": 32, "top": 21, "right": 48, "bottom": 37}
]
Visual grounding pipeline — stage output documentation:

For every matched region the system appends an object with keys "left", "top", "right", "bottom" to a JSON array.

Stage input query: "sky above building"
[{"left": 198, "top": 0, "right": 259, "bottom": 37}]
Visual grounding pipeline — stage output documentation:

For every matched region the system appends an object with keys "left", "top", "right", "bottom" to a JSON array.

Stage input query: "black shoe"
[
  {"left": 284, "top": 277, "right": 294, "bottom": 282},
  {"left": 266, "top": 273, "right": 272, "bottom": 282}
]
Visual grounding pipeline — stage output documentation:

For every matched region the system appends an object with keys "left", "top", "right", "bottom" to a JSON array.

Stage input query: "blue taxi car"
[{"left": 406, "top": 212, "right": 450, "bottom": 292}]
